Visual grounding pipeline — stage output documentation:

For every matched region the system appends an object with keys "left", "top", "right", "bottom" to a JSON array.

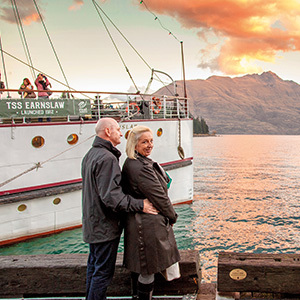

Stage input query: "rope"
[
  {"left": 178, "top": 118, "right": 182, "bottom": 148},
  {"left": 92, "top": 0, "right": 174, "bottom": 96},
  {"left": 32, "top": 0, "right": 71, "bottom": 90},
  {"left": 0, "top": 36, "right": 10, "bottom": 98},
  {"left": 177, "top": 118, "right": 185, "bottom": 159},
  {"left": 0, "top": 134, "right": 95, "bottom": 189},
  {"left": 92, "top": 0, "right": 140, "bottom": 94},
  {"left": 94, "top": 1, "right": 152, "bottom": 70},
  {"left": 140, "top": 0, "right": 181, "bottom": 43},
  {"left": 140, "top": 0, "right": 187, "bottom": 97},
  {"left": 11, "top": 0, "right": 36, "bottom": 80},
  {"left": 0, "top": 49, "right": 94, "bottom": 101}
]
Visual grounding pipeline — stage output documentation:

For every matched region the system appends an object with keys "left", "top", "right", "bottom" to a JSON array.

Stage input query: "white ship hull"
[{"left": 0, "top": 117, "right": 193, "bottom": 245}]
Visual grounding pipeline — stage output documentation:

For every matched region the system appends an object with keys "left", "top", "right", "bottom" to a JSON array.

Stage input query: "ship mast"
[{"left": 181, "top": 41, "right": 187, "bottom": 99}]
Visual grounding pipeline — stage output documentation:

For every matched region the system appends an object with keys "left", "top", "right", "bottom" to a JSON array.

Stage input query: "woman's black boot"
[
  {"left": 137, "top": 281, "right": 154, "bottom": 300},
  {"left": 131, "top": 272, "right": 139, "bottom": 300}
]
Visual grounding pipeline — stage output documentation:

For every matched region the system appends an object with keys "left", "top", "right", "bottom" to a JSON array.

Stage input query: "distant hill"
[{"left": 157, "top": 72, "right": 300, "bottom": 134}]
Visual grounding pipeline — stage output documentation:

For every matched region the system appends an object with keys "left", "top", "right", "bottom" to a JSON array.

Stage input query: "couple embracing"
[{"left": 81, "top": 118, "right": 180, "bottom": 300}]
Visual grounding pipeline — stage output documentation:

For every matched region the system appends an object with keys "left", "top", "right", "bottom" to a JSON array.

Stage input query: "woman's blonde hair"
[{"left": 126, "top": 125, "right": 153, "bottom": 159}]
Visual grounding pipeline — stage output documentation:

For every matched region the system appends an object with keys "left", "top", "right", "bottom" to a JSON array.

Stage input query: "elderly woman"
[{"left": 121, "top": 125, "right": 180, "bottom": 300}]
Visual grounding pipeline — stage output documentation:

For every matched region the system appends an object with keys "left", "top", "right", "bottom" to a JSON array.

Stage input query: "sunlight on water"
[
  {"left": 192, "top": 135, "right": 300, "bottom": 282},
  {"left": 1, "top": 135, "right": 300, "bottom": 284}
]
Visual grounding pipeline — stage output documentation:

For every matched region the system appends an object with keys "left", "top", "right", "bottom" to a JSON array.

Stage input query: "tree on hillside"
[{"left": 193, "top": 117, "right": 209, "bottom": 134}]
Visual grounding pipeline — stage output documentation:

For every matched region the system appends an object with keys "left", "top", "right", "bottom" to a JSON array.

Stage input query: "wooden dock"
[
  {"left": 1, "top": 251, "right": 300, "bottom": 299},
  {"left": 0, "top": 250, "right": 203, "bottom": 298}
]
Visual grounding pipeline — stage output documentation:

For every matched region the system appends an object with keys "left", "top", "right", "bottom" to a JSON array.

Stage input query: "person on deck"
[
  {"left": 121, "top": 125, "right": 181, "bottom": 300},
  {"left": 35, "top": 73, "right": 51, "bottom": 99},
  {"left": 81, "top": 118, "right": 158, "bottom": 300},
  {"left": 19, "top": 78, "right": 36, "bottom": 99},
  {"left": 0, "top": 71, "right": 5, "bottom": 99},
  {"left": 35, "top": 73, "right": 52, "bottom": 121}
]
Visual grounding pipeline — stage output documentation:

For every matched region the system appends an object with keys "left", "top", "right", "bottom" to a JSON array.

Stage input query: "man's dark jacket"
[{"left": 81, "top": 136, "right": 144, "bottom": 244}]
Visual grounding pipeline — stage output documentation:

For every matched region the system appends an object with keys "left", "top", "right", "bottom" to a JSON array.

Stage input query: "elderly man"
[{"left": 81, "top": 117, "right": 157, "bottom": 300}]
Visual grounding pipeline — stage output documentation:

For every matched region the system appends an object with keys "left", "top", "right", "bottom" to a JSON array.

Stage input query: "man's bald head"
[
  {"left": 95, "top": 118, "right": 118, "bottom": 135},
  {"left": 95, "top": 118, "right": 122, "bottom": 146}
]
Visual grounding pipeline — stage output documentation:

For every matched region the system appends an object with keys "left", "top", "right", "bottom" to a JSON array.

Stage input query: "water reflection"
[
  {"left": 0, "top": 227, "right": 88, "bottom": 256},
  {"left": 192, "top": 135, "right": 300, "bottom": 282}
]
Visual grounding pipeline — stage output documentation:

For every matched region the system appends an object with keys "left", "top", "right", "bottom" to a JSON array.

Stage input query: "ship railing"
[
  {"left": 91, "top": 95, "right": 189, "bottom": 120},
  {"left": 0, "top": 89, "right": 190, "bottom": 124}
]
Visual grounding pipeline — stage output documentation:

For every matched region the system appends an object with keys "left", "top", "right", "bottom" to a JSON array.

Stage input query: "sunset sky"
[{"left": 1, "top": 0, "right": 300, "bottom": 97}]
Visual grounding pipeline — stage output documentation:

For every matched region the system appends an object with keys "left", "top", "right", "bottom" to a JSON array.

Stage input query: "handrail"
[{"left": 0, "top": 89, "right": 188, "bottom": 100}]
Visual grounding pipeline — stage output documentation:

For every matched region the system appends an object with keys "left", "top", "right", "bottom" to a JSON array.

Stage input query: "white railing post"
[
  {"left": 96, "top": 95, "right": 101, "bottom": 120},
  {"left": 150, "top": 98, "right": 154, "bottom": 119},
  {"left": 163, "top": 96, "right": 166, "bottom": 119}
]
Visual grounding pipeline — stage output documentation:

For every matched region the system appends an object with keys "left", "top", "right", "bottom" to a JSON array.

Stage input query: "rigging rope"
[
  {"left": 92, "top": 0, "right": 140, "bottom": 94},
  {"left": 32, "top": 0, "right": 71, "bottom": 90},
  {"left": 11, "top": 0, "right": 36, "bottom": 80},
  {"left": 94, "top": 1, "right": 152, "bottom": 70},
  {"left": 0, "top": 36, "right": 10, "bottom": 98},
  {"left": 140, "top": 0, "right": 181, "bottom": 43},
  {"left": 92, "top": 0, "right": 174, "bottom": 96},
  {"left": 177, "top": 117, "right": 185, "bottom": 159},
  {"left": 0, "top": 48, "right": 94, "bottom": 101},
  {"left": 0, "top": 134, "right": 95, "bottom": 189},
  {"left": 140, "top": 0, "right": 187, "bottom": 97}
]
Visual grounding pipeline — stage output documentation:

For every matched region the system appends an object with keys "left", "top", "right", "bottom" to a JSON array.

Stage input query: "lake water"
[{"left": 1, "top": 135, "right": 300, "bottom": 283}]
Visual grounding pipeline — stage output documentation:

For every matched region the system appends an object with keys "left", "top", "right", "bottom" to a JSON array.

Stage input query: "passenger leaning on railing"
[
  {"left": 19, "top": 78, "right": 36, "bottom": 99},
  {"left": 35, "top": 73, "right": 52, "bottom": 122},
  {"left": 0, "top": 70, "right": 4, "bottom": 99},
  {"left": 35, "top": 73, "right": 52, "bottom": 99}
]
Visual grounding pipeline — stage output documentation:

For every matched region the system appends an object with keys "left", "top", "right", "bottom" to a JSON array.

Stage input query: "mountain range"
[{"left": 158, "top": 71, "right": 300, "bottom": 135}]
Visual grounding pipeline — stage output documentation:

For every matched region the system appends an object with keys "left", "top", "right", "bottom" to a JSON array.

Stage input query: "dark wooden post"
[
  {"left": 0, "top": 250, "right": 201, "bottom": 298},
  {"left": 218, "top": 252, "right": 300, "bottom": 294}
]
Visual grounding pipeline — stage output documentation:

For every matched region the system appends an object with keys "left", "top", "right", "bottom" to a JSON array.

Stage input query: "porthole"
[
  {"left": 157, "top": 128, "right": 163, "bottom": 137},
  {"left": 53, "top": 198, "right": 61, "bottom": 205},
  {"left": 18, "top": 204, "right": 27, "bottom": 212},
  {"left": 125, "top": 130, "right": 131, "bottom": 139},
  {"left": 32, "top": 136, "right": 45, "bottom": 148},
  {"left": 67, "top": 134, "right": 79, "bottom": 145}
]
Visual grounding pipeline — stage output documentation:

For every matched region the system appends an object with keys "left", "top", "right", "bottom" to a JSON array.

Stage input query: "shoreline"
[{"left": 193, "top": 133, "right": 217, "bottom": 137}]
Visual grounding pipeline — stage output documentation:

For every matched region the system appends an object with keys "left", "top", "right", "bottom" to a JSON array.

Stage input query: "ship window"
[
  {"left": 67, "top": 134, "right": 79, "bottom": 145},
  {"left": 53, "top": 198, "right": 61, "bottom": 205},
  {"left": 18, "top": 204, "right": 27, "bottom": 212},
  {"left": 125, "top": 130, "right": 131, "bottom": 139},
  {"left": 157, "top": 128, "right": 163, "bottom": 137},
  {"left": 32, "top": 136, "right": 45, "bottom": 148}
]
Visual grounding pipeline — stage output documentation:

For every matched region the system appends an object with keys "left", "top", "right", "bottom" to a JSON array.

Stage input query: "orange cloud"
[
  {"left": 138, "top": 0, "right": 300, "bottom": 75},
  {"left": 69, "top": 0, "right": 84, "bottom": 11},
  {"left": 23, "top": 13, "right": 40, "bottom": 25},
  {"left": 0, "top": 0, "right": 40, "bottom": 25}
]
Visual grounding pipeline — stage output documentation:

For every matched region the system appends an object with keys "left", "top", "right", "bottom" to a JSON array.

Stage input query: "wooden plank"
[
  {"left": 0, "top": 250, "right": 201, "bottom": 297},
  {"left": 217, "top": 252, "right": 300, "bottom": 294}
]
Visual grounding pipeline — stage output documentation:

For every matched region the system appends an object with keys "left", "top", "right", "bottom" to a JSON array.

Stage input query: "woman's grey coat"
[{"left": 121, "top": 153, "right": 180, "bottom": 275}]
